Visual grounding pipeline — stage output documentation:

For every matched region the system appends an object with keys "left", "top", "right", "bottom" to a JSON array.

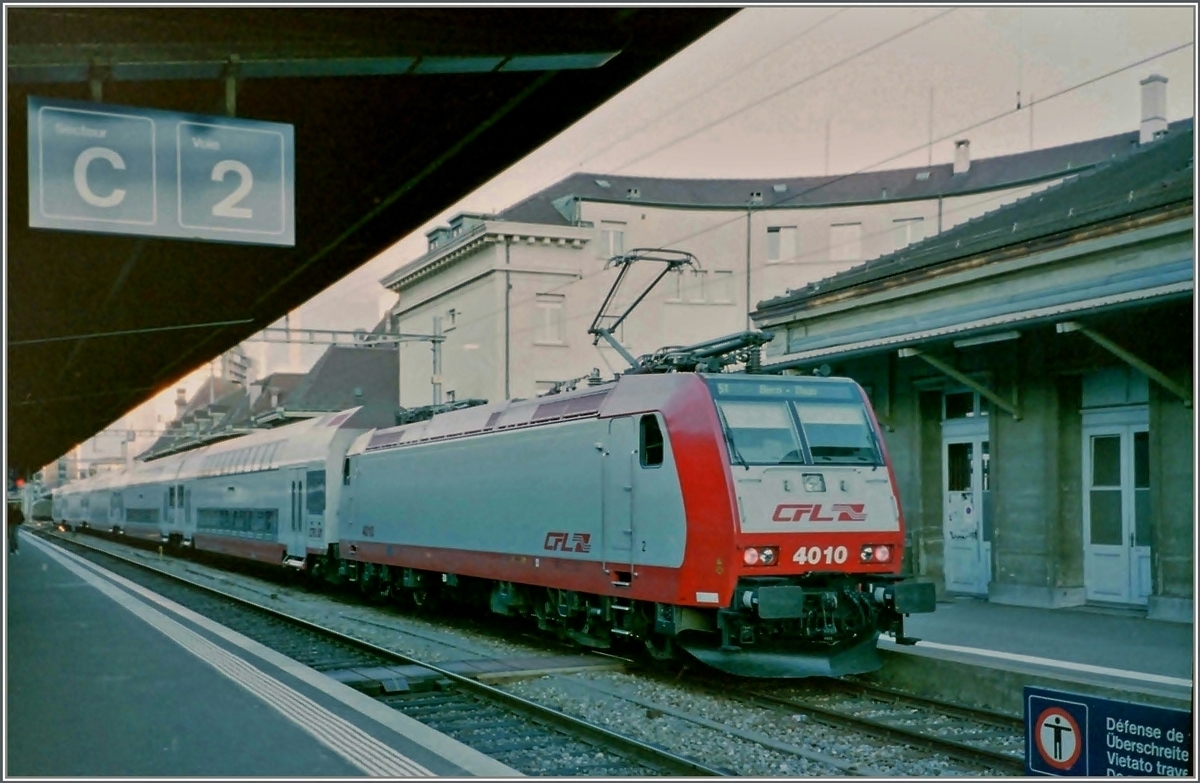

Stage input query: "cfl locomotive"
[{"left": 53, "top": 371, "right": 935, "bottom": 677}]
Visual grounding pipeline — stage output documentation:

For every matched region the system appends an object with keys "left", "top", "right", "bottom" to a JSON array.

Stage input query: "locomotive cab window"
[
  {"left": 716, "top": 400, "right": 804, "bottom": 465},
  {"left": 640, "top": 414, "right": 664, "bottom": 467},
  {"left": 792, "top": 403, "right": 880, "bottom": 465}
]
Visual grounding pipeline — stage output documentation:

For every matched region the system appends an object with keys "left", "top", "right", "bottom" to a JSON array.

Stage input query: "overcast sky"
[{"left": 137, "top": 5, "right": 1195, "bottom": 429}]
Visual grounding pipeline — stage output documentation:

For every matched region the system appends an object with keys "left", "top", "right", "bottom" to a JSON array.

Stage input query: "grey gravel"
[
  {"left": 503, "top": 671, "right": 1016, "bottom": 776},
  {"left": 61, "top": 531, "right": 1018, "bottom": 776}
]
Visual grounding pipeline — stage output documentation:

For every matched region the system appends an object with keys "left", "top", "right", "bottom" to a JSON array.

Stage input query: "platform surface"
[
  {"left": 5, "top": 534, "right": 519, "bottom": 778},
  {"left": 899, "top": 596, "right": 1193, "bottom": 681}
]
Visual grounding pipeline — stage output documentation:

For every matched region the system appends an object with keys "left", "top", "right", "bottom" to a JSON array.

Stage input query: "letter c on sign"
[{"left": 74, "top": 147, "right": 127, "bottom": 208}]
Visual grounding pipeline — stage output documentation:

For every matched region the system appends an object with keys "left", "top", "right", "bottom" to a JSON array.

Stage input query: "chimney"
[
  {"left": 174, "top": 387, "right": 187, "bottom": 419},
  {"left": 953, "top": 139, "right": 970, "bottom": 175},
  {"left": 1139, "top": 74, "right": 1168, "bottom": 145}
]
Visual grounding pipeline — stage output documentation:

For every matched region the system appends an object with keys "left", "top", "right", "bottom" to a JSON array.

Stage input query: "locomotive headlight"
[
  {"left": 802, "top": 473, "right": 826, "bottom": 493},
  {"left": 861, "top": 544, "right": 892, "bottom": 563},
  {"left": 743, "top": 546, "right": 780, "bottom": 567}
]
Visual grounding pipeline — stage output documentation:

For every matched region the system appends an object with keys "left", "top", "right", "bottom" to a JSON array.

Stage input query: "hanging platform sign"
[
  {"left": 28, "top": 96, "right": 294, "bottom": 246},
  {"left": 1025, "top": 686, "right": 1192, "bottom": 777}
]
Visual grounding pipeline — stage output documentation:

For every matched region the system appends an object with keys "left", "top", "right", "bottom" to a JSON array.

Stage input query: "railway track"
[
  {"left": 39, "top": 530, "right": 726, "bottom": 777},
  {"left": 46, "top": 527, "right": 1028, "bottom": 775},
  {"left": 734, "top": 677, "right": 1025, "bottom": 773}
]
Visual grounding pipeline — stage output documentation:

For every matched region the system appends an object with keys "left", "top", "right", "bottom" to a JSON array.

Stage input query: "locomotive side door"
[{"left": 602, "top": 416, "right": 636, "bottom": 582}]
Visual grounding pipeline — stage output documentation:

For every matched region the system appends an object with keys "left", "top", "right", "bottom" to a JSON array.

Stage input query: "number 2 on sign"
[
  {"left": 793, "top": 545, "right": 848, "bottom": 565},
  {"left": 212, "top": 159, "right": 254, "bottom": 219}
]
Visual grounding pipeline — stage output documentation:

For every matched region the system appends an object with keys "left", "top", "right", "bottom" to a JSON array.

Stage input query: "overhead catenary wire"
[
  {"left": 237, "top": 34, "right": 1195, "bottom": 398},
  {"left": 432, "top": 38, "right": 1195, "bottom": 346},
  {"left": 576, "top": 7, "right": 849, "bottom": 170},
  {"left": 496, "top": 179, "right": 1116, "bottom": 347},
  {"left": 610, "top": 8, "right": 958, "bottom": 174},
  {"left": 295, "top": 8, "right": 940, "bottom": 310}
]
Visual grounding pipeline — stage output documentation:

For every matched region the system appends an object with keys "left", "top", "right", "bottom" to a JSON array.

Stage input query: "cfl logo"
[
  {"left": 544, "top": 531, "right": 592, "bottom": 553},
  {"left": 772, "top": 503, "right": 867, "bottom": 523}
]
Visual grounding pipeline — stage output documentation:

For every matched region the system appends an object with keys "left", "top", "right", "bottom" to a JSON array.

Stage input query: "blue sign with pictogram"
[
  {"left": 28, "top": 96, "right": 293, "bottom": 246},
  {"left": 1025, "top": 687, "right": 1192, "bottom": 777}
]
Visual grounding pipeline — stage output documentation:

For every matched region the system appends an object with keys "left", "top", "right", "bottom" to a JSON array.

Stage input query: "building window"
[
  {"left": 599, "top": 221, "right": 625, "bottom": 258},
  {"left": 893, "top": 217, "right": 925, "bottom": 250},
  {"left": 535, "top": 293, "right": 565, "bottom": 344},
  {"left": 710, "top": 270, "right": 734, "bottom": 303},
  {"left": 685, "top": 270, "right": 707, "bottom": 303},
  {"left": 943, "top": 390, "right": 988, "bottom": 420},
  {"left": 666, "top": 269, "right": 684, "bottom": 302},
  {"left": 829, "top": 222, "right": 862, "bottom": 262},
  {"left": 766, "top": 226, "right": 797, "bottom": 263}
]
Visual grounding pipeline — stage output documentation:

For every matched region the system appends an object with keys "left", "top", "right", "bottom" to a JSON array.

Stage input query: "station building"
[
  {"left": 381, "top": 77, "right": 1188, "bottom": 408},
  {"left": 752, "top": 125, "right": 1194, "bottom": 622}
]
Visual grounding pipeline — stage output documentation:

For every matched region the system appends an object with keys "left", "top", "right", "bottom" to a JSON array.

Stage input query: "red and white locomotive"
[{"left": 54, "top": 369, "right": 934, "bottom": 677}]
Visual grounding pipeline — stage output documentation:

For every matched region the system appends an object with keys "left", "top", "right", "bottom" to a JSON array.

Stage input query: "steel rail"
[
  {"left": 743, "top": 687, "right": 1025, "bottom": 774},
  {"left": 837, "top": 677, "right": 1025, "bottom": 728},
  {"left": 38, "top": 529, "right": 725, "bottom": 777}
]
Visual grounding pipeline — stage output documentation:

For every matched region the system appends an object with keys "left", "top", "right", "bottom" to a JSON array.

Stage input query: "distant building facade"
[
  {"left": 752, "top": 125, "right": 1193, "bottom": 621},
  {"left": 382, "top": 78, "right": 1189, "bottom": 409}
]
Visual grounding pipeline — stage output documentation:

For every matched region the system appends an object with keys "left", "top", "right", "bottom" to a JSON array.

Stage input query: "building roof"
[
  {"left": 754, "top": 126, "right": 1194, "bottom": 320},
  {"left": 248, "top": 372, "right": 306, "bottom": 418},
  {"left": 137, "top": 380, "right": 251, "bottom": 460},
  {"left": 283, "top": 346, "right": 394, "bottom": 411},
  {"left": 495, "top": 119, "right": 1194, "bottom": 223}
]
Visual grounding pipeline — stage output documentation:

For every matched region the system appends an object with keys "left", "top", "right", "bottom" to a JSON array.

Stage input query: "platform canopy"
[{"left": 5, "top": 7, "right": 736, "bottom": 476}]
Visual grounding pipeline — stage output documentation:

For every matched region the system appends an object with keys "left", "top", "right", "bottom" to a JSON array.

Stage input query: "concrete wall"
[
  {"left": 805, "top": 316, "right": 1192, "bottom": 619},
  {"left": 988, "top": 339, "right": 1082, "bottom": 608},
  {"left": 1148, "top": 370, "right": 1195, "bottom": 622}
]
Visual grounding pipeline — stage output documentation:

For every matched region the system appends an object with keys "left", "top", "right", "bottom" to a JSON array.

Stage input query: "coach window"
[
  {"left": 307, "top": 470, "right": 326, "bottom": 515},
  {"left": 640, "top": 414, "right": 664, "bottom": 467}
]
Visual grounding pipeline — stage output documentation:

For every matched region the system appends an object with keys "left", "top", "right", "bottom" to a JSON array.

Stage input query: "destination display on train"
[
  {"left": 707, "top": 376, "right": 859, "bottom": 401},
  {"left": 27, "top": 96, "right": 294, "bottom": 246}
]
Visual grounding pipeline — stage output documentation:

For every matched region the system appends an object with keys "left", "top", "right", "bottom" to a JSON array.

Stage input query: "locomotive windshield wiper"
[{"left": 715, "top": 406, "right": 750, "bottom": 471}]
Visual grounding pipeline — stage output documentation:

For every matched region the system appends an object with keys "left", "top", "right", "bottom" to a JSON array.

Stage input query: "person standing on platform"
[{"left": 8, "top": 500, "right": 24, "bottom": 554}]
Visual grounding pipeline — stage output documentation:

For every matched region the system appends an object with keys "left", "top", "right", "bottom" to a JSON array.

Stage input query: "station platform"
[
  {"left": 871, "top": 595, "right": 1194, "bottom": 717},
  {"left": 5, "top": 533, "right": 519, "bottom": 778}
]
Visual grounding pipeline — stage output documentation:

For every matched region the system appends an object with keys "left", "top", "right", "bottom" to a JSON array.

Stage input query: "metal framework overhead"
[{"left": 5, "top": 7, "right": 737, "bottom": 476}]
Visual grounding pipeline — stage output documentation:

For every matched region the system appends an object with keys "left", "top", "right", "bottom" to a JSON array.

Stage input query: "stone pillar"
[{"left": 1147, "top": 369, "right": 1194, "bottom": 623}]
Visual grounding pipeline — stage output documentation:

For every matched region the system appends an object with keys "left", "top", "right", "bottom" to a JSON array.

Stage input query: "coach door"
[
  {"left": 169, "top": 484, "right": 186, "bottom": 534},
  {"left": 1083, "top": 407, "right": 1150, "bottom": 605},
  {"left": 287, "top": 468, "right": 307, "bottom": 557},
  {"left": 942, "top": 409, "right": 991, "bottom": 596},
  {"left": 602, "top": 416, "right": 636, "bottom": 582}
]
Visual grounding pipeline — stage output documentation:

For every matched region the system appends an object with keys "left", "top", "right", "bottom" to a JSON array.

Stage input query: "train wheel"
[
  {"left": 411, "top": 587, "right": 440, "bottom": 613},
  {"left": 644, "top": 632, "right": 678, "bottom": 662}
]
